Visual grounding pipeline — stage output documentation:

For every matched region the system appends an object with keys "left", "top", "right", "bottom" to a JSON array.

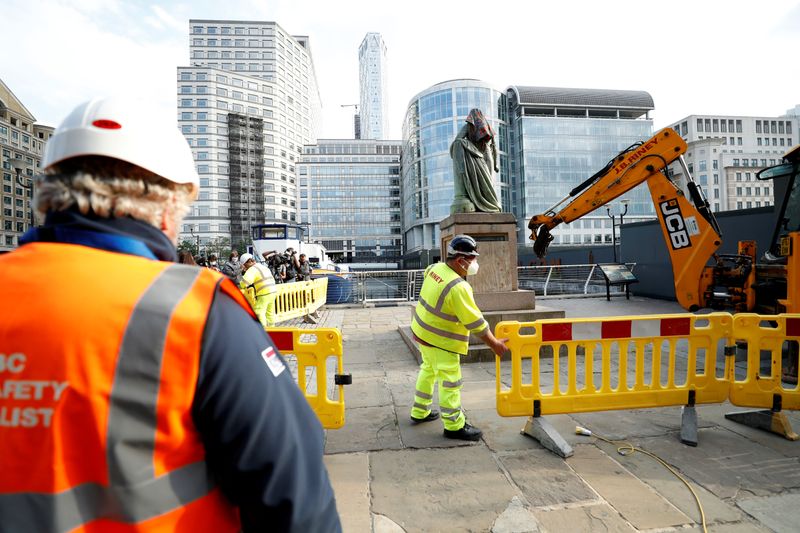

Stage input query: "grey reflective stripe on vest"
[
  {"left": 0, "top": 462, "right": 214, "bottom": 532},
  {"left": 436, "top": 278, "right": 463, "bottom": 312},
  {"left": 252, "top": 264, "right": 275, "bottom": 294},
  {"left": 418, "top": 296, "right": 458, "bottom": 322},
  {"left": 0, "top": 265, "right": 215, "bottom": 531},
  {"left": 413, "top": 308, "right": 469, "bottom": 342},
  {"left": 464, "top": 318, "right": 487, "bottom": 331}
]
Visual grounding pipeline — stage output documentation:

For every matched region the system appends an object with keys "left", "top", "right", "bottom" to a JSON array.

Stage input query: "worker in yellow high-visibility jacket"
[
  {"left": 409, "top": 234, "right": 508, "bottom": 441},
  {"left": 239, "top": 253, "right": 277, "bottom": 328}
]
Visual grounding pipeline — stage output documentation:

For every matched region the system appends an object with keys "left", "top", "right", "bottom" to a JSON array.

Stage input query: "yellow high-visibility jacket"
[
  {"left": 241, "top": 263, "right": 276, "bottom": 297},
  {"left": 411, "top": 262, "right": 488, "bottom": 355}
]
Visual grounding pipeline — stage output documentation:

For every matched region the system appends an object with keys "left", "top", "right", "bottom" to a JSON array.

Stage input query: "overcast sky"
[{"left": 4, "top": 0, "right": 799, "bottom": 140}]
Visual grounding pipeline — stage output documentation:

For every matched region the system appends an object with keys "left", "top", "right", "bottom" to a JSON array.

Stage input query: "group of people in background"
[{"left": 178, "top": 247, "right": 311, "bottom": 284}]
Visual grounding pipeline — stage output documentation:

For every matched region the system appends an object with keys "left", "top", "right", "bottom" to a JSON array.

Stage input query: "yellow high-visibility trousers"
[
  {"left": 254, "top": 292, "right": 277, "bottom": 328},
  {"left": 410, "top": 344, "right": 465, "bottom": 431}
]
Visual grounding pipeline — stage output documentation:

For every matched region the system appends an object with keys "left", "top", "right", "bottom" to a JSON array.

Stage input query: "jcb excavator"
[{"left": 527, "top": 127, "right": 799, "bottom": 315}]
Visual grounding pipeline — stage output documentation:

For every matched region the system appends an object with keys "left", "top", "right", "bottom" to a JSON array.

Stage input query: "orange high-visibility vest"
[{"left": 0, "top": 242, "right": 256, "bottom": 532}]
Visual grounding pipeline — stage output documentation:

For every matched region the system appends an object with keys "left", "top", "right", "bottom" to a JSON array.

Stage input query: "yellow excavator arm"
[
  {"left": 529, "top": 128, "right": 687, "bottom": 248},
  {"left": 527, "top": 128, "right": 746, "bottom": 312}
]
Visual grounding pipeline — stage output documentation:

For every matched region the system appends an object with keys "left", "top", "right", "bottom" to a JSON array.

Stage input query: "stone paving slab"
[
  {"left": 498, "top": 448, "right": 598, "bottom": 507},
  {"left": 684, "top": 522, "right": 772, "bottom": 532},
  {"left": 697, "top": 402, "right": 800, "bottom": 458},
  {"left": 325, "top": 405, "right": 402, "bottom": 453},
  {"left": 567, "top": 444, "right": 691, "bottom": 529},
  {"left": 343, "top": 346, "right": 381, "bottom": 365},
  {"left": 396, "top": 406, "right": 473, "bottom": 449},
  {"left": 324, "top": 453, "right": 371, "bottom": 533},
  {"left": 532, "top": 504, "right": 635, "bottom": 533},
  {"left": 592, "top": 439, "right": 743, "bottom": 526},
  {"left": 637, "top": 427, "right": 800, "bottom": 499},
  {"left": 344, "top": 376, "right": 393, "bottom": 409},
  {"left": 570, "top": 406, "right": 716, "bottom": 441},
  {"left": 468, "top": 408, "right": 543, "bottom": 453},
  {"left": 345, "top": 362, "right": 389, "bottom": 379},
  {"left": 370, "top": 446, "right": 517, "bottom": 533},
  {"left": 462, "top": 380, "right": 500, "bottom": 411},
  {"left": 736, "top": 492, "right": 800, "bottom": 533}
]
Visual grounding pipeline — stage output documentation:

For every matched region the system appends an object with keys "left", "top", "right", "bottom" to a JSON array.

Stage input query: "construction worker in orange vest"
[
  {"left": 409, "top": 234, "right": 508, "bottom": 441},
  {"left": 0, "top": 97, "right": 340, "bottom": 532}
]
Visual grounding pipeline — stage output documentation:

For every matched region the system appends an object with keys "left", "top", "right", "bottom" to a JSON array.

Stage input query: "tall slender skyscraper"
[{"left": 358, "top": 33, "right": 388, "bottom": 140}]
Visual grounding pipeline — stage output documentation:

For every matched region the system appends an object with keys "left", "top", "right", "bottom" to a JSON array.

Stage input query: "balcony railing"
[{"left": 339, "top": 263, "right": 637, "bottom": 304}]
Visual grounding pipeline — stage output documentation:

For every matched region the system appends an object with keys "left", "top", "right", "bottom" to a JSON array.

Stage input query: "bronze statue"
[{"left": 449, "top": 108, "right": 501, "bottom": 213}]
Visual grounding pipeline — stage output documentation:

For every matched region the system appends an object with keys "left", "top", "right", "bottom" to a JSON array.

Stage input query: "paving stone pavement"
[{"left": 288, "top": 297, "right": 800, "bottom": 532}]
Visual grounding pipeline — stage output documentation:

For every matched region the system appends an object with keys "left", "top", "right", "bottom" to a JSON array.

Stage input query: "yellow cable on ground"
[{"left": 575, "top": 426, "right": 707, "bottom": 533}]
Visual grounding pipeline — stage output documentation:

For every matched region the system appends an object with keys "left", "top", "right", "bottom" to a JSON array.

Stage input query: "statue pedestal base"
[
  {"left": 440, "top": 212, "right": 533, "bottom": 311},
  {"left": 400, "top": 212, "right": 562, "bottom": 363}
]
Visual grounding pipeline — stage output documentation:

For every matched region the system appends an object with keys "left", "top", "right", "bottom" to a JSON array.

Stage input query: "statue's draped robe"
[{"left": 450, "top": 124, "right": 501, "bottom": 212}]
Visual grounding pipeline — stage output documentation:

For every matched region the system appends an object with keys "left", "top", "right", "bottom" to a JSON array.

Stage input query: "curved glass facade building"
[{"left": 401, "top": 79, "right": 508, "bottom": 265}]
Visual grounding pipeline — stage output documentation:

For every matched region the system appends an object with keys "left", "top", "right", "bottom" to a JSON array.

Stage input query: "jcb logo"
[{"left": 660, "top": 200, "right": 692, "bottom": 250}]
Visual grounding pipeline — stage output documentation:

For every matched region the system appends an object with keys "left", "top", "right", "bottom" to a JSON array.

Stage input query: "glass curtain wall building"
[
  {"left": 358, "top": 33, "right": 389, "bottom": 140},
  {"left": 179, "top": 20, "right": 321, "bottom": 251},
  {"left": 401, "top": 79, "right": 508, "bottom": 266},
  {"left": 506, "top": 86, "right": 655, "bottom": 246},
  {"left": 299, "top": 139, "right": 402, "bottom": 266}
]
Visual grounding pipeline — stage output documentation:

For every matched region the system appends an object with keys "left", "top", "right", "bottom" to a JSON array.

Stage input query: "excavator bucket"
[{"left": 531, "top": 225, "right": 553, "bottom": 258}]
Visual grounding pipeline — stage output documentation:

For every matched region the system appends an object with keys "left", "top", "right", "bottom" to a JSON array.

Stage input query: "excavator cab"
[
  {"left": 758, "top": 145, "right": 800, "bottom": 260},
  {"left": 754, "top": 145, "right": 800, "bottom": 314}
]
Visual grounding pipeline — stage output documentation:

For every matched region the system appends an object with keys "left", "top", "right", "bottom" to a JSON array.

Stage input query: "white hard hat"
[
  {"left": 42, "top": 97, "right": 199, "bottom": 189},
  {"left": 240, "top": 253, "right": 254, "bottom": 264}
]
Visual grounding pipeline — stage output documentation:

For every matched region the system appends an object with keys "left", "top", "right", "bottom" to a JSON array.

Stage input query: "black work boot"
[
  {"left": 443, "top": 422, "right": 482, "bottom": 441},
  {"left": 410, "top": 410, "right": 440, "bottom": 424}
]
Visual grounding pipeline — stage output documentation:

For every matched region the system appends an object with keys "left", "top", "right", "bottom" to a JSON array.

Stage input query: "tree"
[
  {"left": 205, "top": 236, "right": 232, "bottom": 260},
  {"left": 178, "top": 239, "right": 198, "bottom": 257}
]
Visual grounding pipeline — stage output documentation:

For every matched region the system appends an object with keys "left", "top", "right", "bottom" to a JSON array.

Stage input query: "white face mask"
[{"left": 464, "top": 259, "right": 479, "bottom": 276}]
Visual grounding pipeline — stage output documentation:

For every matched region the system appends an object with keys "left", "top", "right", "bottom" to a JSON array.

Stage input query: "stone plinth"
[
  {"left": 440, "top": 212, "right": 534, "bottom": 312},
  {"left": 440, "top": 212, "right": 519, "bottom": 294}
]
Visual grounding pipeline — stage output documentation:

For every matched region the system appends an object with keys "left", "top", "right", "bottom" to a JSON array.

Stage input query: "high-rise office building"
[
  {"left": 506, "top": 86, "right": 656, "bottom": 246},
  {"left": 401, "top": 79, "right": 509, "bottom": 266},
  {"left": 358, "top": 33, "right": 389, "bottom": 140},
  {"left": 0, "top": 79, "right": 53, "bottom": 251},
  {"left": 179, "top": 20, "right": 321, "bottom": 250},
  {"left": 668, "top": 115, "right": 797, "bottom": 211},
  {"left": 298, "top": 139, "right": 401, "bottom": 266}
]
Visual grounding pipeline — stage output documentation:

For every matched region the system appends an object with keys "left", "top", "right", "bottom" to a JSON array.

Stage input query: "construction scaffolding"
[{"left": 228, "top": 113, "right": 265, "bottom": 250}]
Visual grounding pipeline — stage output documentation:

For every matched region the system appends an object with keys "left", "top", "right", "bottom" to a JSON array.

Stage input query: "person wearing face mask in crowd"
[
  {"left": 408, "top": 234, "right": 508, "bottom": 441},
  {"left": 207, "top": 254, "right": 220, "bottom": 272}
]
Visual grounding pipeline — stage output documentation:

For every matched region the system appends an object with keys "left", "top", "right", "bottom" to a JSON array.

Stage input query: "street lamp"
[
  {"left": 606, "top": 199, "right": 629, "bottom": 263},
  {"left": 189, "top": 225, "right": 201, "bottom": 257}
]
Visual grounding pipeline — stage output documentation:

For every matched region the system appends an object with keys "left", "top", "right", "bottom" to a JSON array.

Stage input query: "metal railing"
[{"left": 341, "top": 263, "right": 636, "bottom": 304}]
